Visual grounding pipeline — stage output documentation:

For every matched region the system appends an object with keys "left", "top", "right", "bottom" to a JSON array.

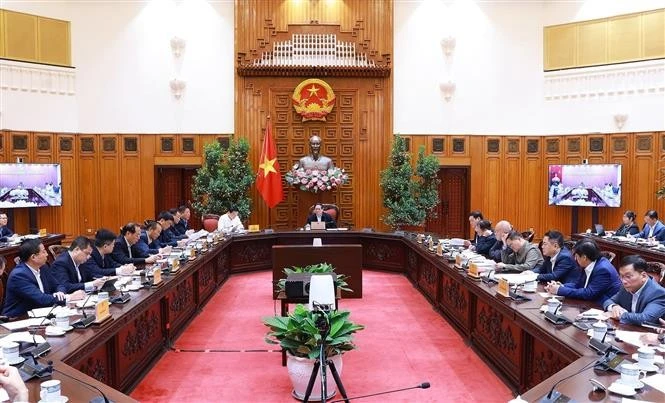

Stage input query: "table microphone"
[
  {"left": 329, "top": 381, "right": 430, "bottom": 403},
  {"left": 71, "top": 293, "right": 96, "bottom": 329},
  {"left": 38, "top": 303, "right": 59, "bottom": 326},
  {"left": 540, "top": 359, "right": 598, "bottom": 403},
  {"left": 50, "top": 362, "right": 114, "bottom": 403}
]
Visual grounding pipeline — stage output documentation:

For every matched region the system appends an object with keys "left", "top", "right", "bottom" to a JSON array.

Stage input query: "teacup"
[
  {"left": 591, "top": 321, "right": 607, "bottom": 341},
  {"left": 0, "top": 341, "right": 19, "bottom": 362},
  {"left": 40, "top": 379, "right": 62, "bottom": 402},
  {"left": 54, "top": 312, "right": 69, "bottom": 329},
  {"left": 637, "top": 346, "right": 656, "bottom": 367},
  {"left": 619, "top": 363, "right": 645, "bottom": 387},
  {"left": 523, "top": 281, "right": 537, "bottom": 292},
  {"left": 547, "top": 298, "right": 561, "bottom": 314}
]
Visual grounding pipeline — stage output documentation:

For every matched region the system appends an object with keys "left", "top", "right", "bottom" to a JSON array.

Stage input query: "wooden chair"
[
  {"left": 48, "top": 244, "right": 69, "bottom": 260},
  {"left": 646, "top": 261, "right": 665, "bottom": 287},
  {"left": 521, "top": 231, "right": 535, "bottom": 243},
  {"left": 599, "top": 250, "right": 616, "bottom": 263}
]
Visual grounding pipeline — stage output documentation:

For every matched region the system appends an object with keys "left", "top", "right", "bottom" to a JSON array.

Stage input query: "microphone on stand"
[
  {"left": 540, "top": 359, "right": 598, "bottom": 402},
  {"left": 71, "top": 293, "right": 96, "bottom": 329},
  {"left": 329, "top": 381, "right": 430, "bottom": 403},
  {"left": 37, "top": 303, "right": 59, "bottom": 326},
  {"left": 50, "top": 362, "right": 114, "bottom": 403}
]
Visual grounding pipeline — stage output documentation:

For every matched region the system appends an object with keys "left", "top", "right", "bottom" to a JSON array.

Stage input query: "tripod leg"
[
  {"left": 327, "top": 360, "right": 349, "bottom": 403},
  {"left": 302, "top": 360, "right": 321, "bottom": 403}
]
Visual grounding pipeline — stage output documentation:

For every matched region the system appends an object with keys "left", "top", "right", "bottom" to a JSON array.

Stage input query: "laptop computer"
[
  {"left": 310, "top": 221, "right": 326, "bottom": 230},
  {"left": 593, "top": 224, "right": 605, "bottom": 236}
]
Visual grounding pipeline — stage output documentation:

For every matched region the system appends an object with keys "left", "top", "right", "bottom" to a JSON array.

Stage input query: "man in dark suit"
[
  {"left": 636, "top": 210, "right": 665, "bottom": 241},
  {"left": 51, "top": 236, "right": 107, "bottom": 293},
  {"left": 545, "top": 239, "right": 621, "bottom": 303},
  {"left": 111, "top": 222, "right": 159, "bottom": 266},
  {"left": 174, "top": 205, "right": 194, "bottom": 236},
  {"left": 81, "top": 228, "right": 135, "bottom": 277},
  {"left": 305, "top": 204, "right": 336, "bottom": 228},
  {"left": 603, "top": 255, "right": 665, "bottom": 325},
  {"left": 0, "top": 212, "right": 15, "bottom": 242},
  {"left": 156, "top": 212, "right": 185, "bottom": 248},
  {"left": 534, "top": 230, "right": 580, "bottom": 284},
  {"left": 135, "top": 221, "right": 168, "bottom": 257},
  {"left": 464, "top": 211, "right": 484, "bottom": 247},
  {"left": 2, "top": 239, "right": 85, "bottom": 318}
]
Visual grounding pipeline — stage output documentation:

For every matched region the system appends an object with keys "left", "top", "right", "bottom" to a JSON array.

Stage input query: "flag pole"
[{"left": 266, "top": 115, "right": 272, "bottom": 229}]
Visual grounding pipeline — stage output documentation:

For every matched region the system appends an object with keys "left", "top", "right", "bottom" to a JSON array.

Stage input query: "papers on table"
[
  {"left": 0, "top": 318, "right": 51, "bottom": 331},
  {"left": 577, "top": 308, "right": 606, "bottom": 321},
  {"left": 75, "top": 295, "right": 98, "bottom": 308},
  {"left": 187, "top": 229, "right": 209, "bottom": 242},
  {"left": 614, "top": 330, "right": 652, "bottom": 348},
  {"left": 28, "top": 306, "right": 78, "bottom": 318},
  {"left": 642, "top": 374, "right": 665, "bottom": 394},
  {"left": 0, "top": 331, "right": 46, "bottom": 344},
  {"left": 492, "top": 272, "right": 538, "bottom": 285}
]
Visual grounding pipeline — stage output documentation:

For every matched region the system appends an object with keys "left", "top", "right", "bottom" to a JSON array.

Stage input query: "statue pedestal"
[{"left": 296, "top": 190, "right": 334, "bottom": 227}]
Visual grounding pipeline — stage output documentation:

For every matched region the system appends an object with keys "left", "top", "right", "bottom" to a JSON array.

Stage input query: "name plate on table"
[
  {"left": 153, "top": 269, "right": 162, "bottom": 285},
  {"left": 94, "top": 299, "right": 111, "bottom": 324},
  {"left": 468, "top": 263, "right": 480, "bottom": 278},
  {"left": 38, "top": 228, "right": 47, "bottom": 236},
  {"left": 497, "top": 278, "right": 510, "bottom": 298},
  {"left": 248, "top": 224, "right": 260, "bottom": 232},
  {"left": 455, "top": 254, "right": 462, "bottom": 266},
  {"left": 436, "top": 243, "right": 443, "bottom": 256}
]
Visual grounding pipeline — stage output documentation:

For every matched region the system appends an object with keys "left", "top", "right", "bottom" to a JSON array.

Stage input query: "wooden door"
[
  {"left": 426, "top": 167, "right": 469, "bottom": 238},
  {"left": 154, "top": 167, "right": 201, "bottom": 230}
]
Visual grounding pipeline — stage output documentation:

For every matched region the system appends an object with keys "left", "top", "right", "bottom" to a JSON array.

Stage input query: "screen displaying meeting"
[
  {"left": 548, "top": 164, "right": 622, "bottom": 207},
  {"left": 0, "top": 163, "right": 63, "bottom": 208}
]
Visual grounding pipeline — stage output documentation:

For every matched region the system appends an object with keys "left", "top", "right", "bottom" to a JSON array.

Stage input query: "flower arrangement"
[{"left": 285, "top": 166, "right": 349, "bottom": 193}]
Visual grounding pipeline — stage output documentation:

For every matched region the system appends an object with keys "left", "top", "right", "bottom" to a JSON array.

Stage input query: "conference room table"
[{"left": 0, "top": 230, "right": 663, "bottom": 400}]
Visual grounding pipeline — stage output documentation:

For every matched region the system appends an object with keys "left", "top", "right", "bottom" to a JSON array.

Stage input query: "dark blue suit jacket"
[
  {"left": 0, "top": 226, "right": 13, "bottom": 242},
  {"left": 557, "top": 257, "right": 621, "bottom": 303},
  {"left": 111, "top": 236, "right": 148, "bottom": 265},
  {"left": 535, "top": 248, "right": 580, "bottom": 284},
  {"left": 637, "top": 220, "right": 665, "bottom": 241},
  {"left": 614, "top": 223, "right": 640, "bottom": 237},
  {"left": 475, "top": 233, "right": 496, "bottom": 258},
  {"left": 80, "top": 247, "right": 119, "bottom": 277},
  {"left": 2, "top": 262, "right": 66, "bottom": 317},
  {"left": 51, "top": 251, "right": 98, "bottom": 293},
  {"left": 174, "top": 219, "right": 188, "bottom": 235},
  {"left": 157, "top": 228, "right": 178, "bottom": 247},
  {"left": 134, "top": 231, "right": 159, "bottom": 258},
  {"left": 305, "top": 212, "right": 336, "bottom": 228},
  {"left": 602, "top": 278, "right": 665, "bottom": 325}
]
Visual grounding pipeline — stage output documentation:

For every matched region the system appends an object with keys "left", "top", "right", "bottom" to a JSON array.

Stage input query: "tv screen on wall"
[
  {"left": 0, "top": 163, "right": 62, "bottom": 208},
  {"left": 548, "top": 164, "right": 621, "bottom": 207}
]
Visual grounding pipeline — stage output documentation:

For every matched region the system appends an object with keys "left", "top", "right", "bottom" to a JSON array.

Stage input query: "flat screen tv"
[
  {"left": 0, "top": 163, "right": 62, "bottom": 208},
  {"left": 548, "top": 164, "right": 621, "bottom": 207}
]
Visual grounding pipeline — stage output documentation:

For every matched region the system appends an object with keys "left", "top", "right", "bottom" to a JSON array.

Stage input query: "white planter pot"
[{"left": 286, "top": 353, "right": 343, "bottom": 401}]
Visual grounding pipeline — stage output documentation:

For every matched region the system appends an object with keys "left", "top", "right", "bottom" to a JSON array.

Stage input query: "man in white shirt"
[{"left": 218, "top": 206, "right": 244, "bottom": 233}]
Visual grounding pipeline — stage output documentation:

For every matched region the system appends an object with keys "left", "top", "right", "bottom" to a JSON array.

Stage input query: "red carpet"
[{"left": 131, "top": 270, "right": 512, "bottom": 402}]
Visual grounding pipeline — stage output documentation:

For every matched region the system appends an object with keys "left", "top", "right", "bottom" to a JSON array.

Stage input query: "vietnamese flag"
[{"left": 256, "top": 117, "right": 284, "bottom": 208}]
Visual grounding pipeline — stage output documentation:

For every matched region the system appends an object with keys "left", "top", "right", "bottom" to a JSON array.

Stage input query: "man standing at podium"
[{"left": 305, "top": 204, "right": 336, "bottom": 229}]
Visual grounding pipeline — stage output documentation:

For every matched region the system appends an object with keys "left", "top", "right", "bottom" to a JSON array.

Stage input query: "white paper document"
[
  {"left": 28, "top": 306, "right": 78, "bottom": 318},
  {"left": 493, "top": 272, "right": 538, "bottom": 285},
  {"left": 187, "top": 229, "right": 209, "bottom": 241},
  {"left": 0, "top": 331, "right": 46, "bottom": 344},
  {"left": 0, "top": 318, "right": 50, "bottom": 331},
  {"left": 642, "top": 373, "right": 665, "bottom": 394}
]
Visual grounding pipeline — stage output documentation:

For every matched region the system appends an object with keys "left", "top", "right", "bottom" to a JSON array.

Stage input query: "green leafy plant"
[
  {"left": 275, "top": 263, "right": 352, "bottom": 293},
  {"left": 263, "top": 304, "right": 364, "bottom": 359},
  {"left": 191, "top": 138, "right": 254, "bottom": 219},
  {"left": 379, "top": 135, "right": 440, "bottom": 229}
]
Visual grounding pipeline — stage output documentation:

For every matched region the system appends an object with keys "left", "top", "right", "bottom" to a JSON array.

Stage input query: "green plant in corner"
[
  {"left": 276, "top": 263, "right": 352, "bottom": 293},
  {"left": 263, "top": 304, "right": 364, "bottom": 359},
  {"left": 379, "top": 135, "right": 441, "bottom": 229},
  {"left": 191, "top": 138, "right": 255, "bottom": 219}
]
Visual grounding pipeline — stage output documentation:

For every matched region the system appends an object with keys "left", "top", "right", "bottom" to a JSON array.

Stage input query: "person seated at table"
[
  {"left": 135, "top": 221, "right": 171, "bottom": 257},
  {"left": 470, "top": 219, "right": 495, "bottom": 258},
  {"left": 496, "top": 231, "right": 543, "bottom": 273},
  {"left": 0, "top": 364, "right": 29, "bottom": 402},
  {"left": 218, "top": 206, "right": 245, "bottom": 233},
  {"left": 613, "top": 210, "right": 640, "bottom": 237},
  {"left": 167, "top": 208, "right": 188, "bottom": 240},
  {"left": 545, "top": 239, "right": 621, "bottom": 302},
  {"left": 0, "top": 212, "right": 16, "bottom": 242},
  {"left": 111, "top": 222, "right": 159, "bottom": 266},
  {"left": 305, "top": 204, "right": 336, "bottom": 229},
  {"left": 81, "top": 228, "right": 135, "bottom": 277},
  {"left": 489, "top": 220, "right": 513, "bottom": 262},
  {"left": 2, "top": 239, "right": 86, "bottom": 318},
  {"left": 174, "top": 205, "right": 194, "bottom": 236},
  {"left": 603, "top": 255, "right": 665, "bottom": 325},
  {"left": 464, "top": 211, "right": 484, "bottom": 247},
  {"left": 51, "top": 236, "right": 107, "bottom": 293},
  {"left": 640, "top": 318, "right": 665, "bottom": 346},
  {"left": 534, "top": 230, "right": 580, "bottom": 284},
  {"left": 635, "top": 210, "right": 665, "bottom": 241},
  {"left": 155, "top": 211, "right": 182, "bottom": 247}
]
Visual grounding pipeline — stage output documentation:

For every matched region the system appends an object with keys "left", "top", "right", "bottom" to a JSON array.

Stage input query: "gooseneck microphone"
[
  {"left": 540, "top": 359, "right": 598, "bottom": 402},
  {"left": 38, "top": 303, "right": 59, "bottom": 326},
  {"left": 51, "top": 362, "right": 113, "bottom": 403},
  {"left": 71, "top": 293, "right": 96, "bottom": 329},
  {"left": 329, "top": 381, "right": 430, "bottom": 403}
]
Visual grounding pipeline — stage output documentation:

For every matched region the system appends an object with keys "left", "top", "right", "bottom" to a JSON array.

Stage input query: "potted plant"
[
  {"left": 379, "top": 135, "right": 440, "bottom": 230},
  {"left": 275, "top": 263, "right": 352, "bottom": 294},
  {"left": 191, "top": 138, "right": 254, "bottom": 230},
  {"left": 263, "top": 304, "right": 364, "bottom": 400}
]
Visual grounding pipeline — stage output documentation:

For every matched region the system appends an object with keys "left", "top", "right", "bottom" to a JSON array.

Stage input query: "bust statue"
[{"left": 298, "top": 135, "right": 333, "bottom": 171}]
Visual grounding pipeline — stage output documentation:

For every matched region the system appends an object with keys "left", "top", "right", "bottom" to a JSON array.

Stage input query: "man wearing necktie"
[
  {"left": 636, "top": 210, "right": 665, "bottom": 241},
  {"left": 603, "top": 255, "right": 665, "bottom": 325},
  {"left": 51, "top": 236, "right": 107, "bottom": 293}
]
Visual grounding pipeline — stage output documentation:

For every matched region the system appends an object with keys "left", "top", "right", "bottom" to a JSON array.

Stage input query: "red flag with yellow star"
[{"left": 256, "top": 117, "right": 283, "bottom": 208}]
